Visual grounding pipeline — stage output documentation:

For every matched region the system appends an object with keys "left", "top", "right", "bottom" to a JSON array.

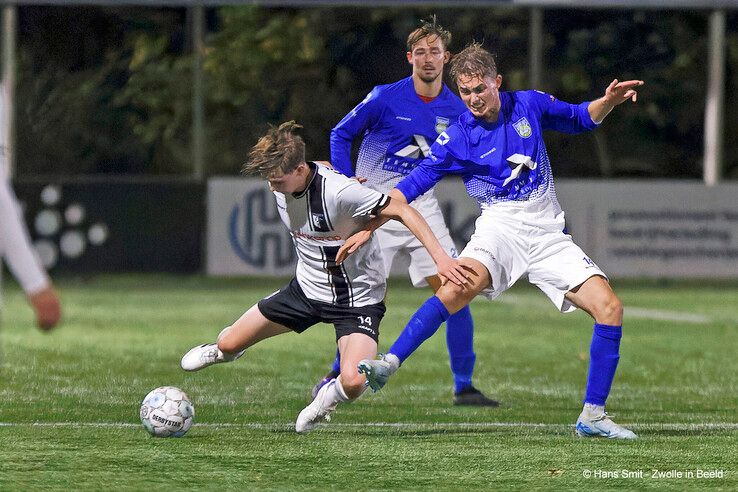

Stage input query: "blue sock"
[
  {"left": 389, "top": 296, "right": 450, "bottom": 363},
  {"left": 330, "top": 348, "right": 341, "bottom": 375},
  {"left": 584, "top": 323, "right": 622, "bottom": 406},
  {"left": 446, "top": 305, "right": 476, "bottom": 394}
]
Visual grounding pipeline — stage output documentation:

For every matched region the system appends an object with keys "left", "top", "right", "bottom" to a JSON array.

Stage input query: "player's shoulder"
[
  {"left": 455, "top": 112, "right": 478, "bottom": 133},
  {"left": 369, "top": 77, "right": 412, "bottom": 101},
  {"left": 504, "top": 90, "right": 554, "bottom": 112},
  {"left": 314, "top": 161, "right": 358, "bottom": 189}
]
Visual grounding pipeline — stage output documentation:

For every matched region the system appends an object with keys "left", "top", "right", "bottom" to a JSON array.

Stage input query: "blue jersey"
[
  {"left": 396, "top": 90, "right": 598, "bottom": 206},
  {"left": 330, "top": 76, "right": 467, "bottom": 194}
]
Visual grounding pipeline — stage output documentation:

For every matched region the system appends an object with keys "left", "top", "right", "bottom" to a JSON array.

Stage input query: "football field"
[{"left": 1, "top": 275, "right": 736, "bottom": 489}]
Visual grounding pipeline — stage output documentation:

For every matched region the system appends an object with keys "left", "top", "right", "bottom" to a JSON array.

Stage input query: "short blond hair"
[
  {"left": 242, "top": 121, "right": 306, "bottom": 177},
  {"left": 449, "top": 42, "right": 498, "bottom": 82},
  {"left": 406, "top": 16, "right": 452, "bottom": 52}
]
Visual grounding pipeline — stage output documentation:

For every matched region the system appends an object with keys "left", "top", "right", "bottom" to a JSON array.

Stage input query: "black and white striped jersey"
[{"left": 273, "top": 162, "right": 389, "bottom": 307}]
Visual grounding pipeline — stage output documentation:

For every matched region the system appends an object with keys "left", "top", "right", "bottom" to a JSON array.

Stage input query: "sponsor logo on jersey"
[
  {"left": 435, "top": 116, "right": 450, "bottom": 134},
  {"left": 513, "top": 117, "right": 533, "bottom": 138},
  {"left": 437, "top": 131, "right": 450, "bottom": 145},
  {"left": 396, "top": 116, "right": 412, "bottom": 121},
  {"left": 383, "top": 134, "right": 432, "bottom": 175},
  {"left": 291, "top": 230, "right": 343, "bottom": 242},
  {"left": 503, "top": 154, "right": 538, "bottom": 186},
  {"left": 394, "top": 135, "right": 431, "bottom": 160}
]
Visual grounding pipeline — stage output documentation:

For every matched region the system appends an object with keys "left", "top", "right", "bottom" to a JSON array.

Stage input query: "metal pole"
[
  {"left": 703, "top": 10, "right": 725, "bottom": 186},
  {"left": 191, "top": 4, "right": 205, "bottom": 181},
  {"left": 529, "top": 8, "right": 543, "bottom": 90},
  {"left": 2, "top": 5, "right": 17, "bottom": 178}
]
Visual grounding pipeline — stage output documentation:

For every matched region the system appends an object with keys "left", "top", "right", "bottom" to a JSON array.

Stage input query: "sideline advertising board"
[
  {"left": 207, "top": 177, "right": 738, "bottom": 279},
  {"left": 207, "top": 177, "right": 295, "bottom": 276}
]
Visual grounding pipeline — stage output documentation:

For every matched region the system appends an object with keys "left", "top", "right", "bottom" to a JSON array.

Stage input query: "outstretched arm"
[
  {"left": 588, "top": 79, "right": 644, "bottom": 124},
  {"left": 377, "top": 196, "right": 468, "bottom": 286}
]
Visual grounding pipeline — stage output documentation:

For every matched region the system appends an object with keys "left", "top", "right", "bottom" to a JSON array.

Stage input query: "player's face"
[
  {"left": 267, "top": 163, "right": 311, "bottom": 194},
  {"left": 456, "top": 73, "right": 503, "bottom": 122},
  {"left": 407, "top": 36, "right": 449, "bottom": 84}
]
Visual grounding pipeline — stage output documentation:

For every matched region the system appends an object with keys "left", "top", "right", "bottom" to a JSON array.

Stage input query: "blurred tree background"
[{"left": 12, "top": 6, "right": 738, "bottom": 179}]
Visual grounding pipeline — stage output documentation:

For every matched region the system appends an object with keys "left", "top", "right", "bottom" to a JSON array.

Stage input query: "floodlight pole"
[
  {"left": 703, "top": 10, "right": 725, "bottom": 186},
  {"left": 191, "top": 4, "right": 205, "bottom": 181},
  {"left": 2, "top": 5, "right": 17, "bottom": 178}
]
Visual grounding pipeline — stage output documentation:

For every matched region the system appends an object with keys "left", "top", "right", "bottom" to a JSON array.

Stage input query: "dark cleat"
[{"left": 453, "top": 386, "right": 500, "bottom": 407}]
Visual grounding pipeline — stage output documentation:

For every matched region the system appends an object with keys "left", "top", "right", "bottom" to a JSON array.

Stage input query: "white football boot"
[
  {"left": 180, "top": 343, "right": 244, "bottom": 371},
  {"left": 575, "top": 403, "right": 637, "bottom": 439},
  {"left": 357, "top": 353, "right": 400, "bottom": 392},
  {"left": 295, "top": 379, "right": 345, "bottom": 434}
]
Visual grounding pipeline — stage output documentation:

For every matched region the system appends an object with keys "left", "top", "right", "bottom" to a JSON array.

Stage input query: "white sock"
[
  {"left": 582, "top": 403, "right": 605, "bottom": 417},
  {"left": 384, "top": 353, "right": 401, "bottom": 373},
  {"left": 332, "top": 377, "right": 350, "bottom": 402}
]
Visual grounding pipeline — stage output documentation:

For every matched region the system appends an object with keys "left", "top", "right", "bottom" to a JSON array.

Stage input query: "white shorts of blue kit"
[
  {"left": 460, "top": 197, "right": 606, "bottom": 313},
  {"left": 376, "top": 194, "right": 458, "bottom": 288}
]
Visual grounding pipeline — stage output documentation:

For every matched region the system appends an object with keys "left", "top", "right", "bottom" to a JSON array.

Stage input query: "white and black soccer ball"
[{"left": 140, "top": 386, "right": 195, "bottom": 437}]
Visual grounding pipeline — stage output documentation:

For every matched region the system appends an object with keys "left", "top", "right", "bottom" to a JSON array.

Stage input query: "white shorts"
[
  {"left": 377, "top": 195, "right": 457, "bottom": 287},
  {"left": 460, "top": 198, "right": 606, "bottom": 313}
]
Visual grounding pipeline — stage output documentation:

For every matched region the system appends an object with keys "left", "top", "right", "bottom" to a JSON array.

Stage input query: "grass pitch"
[{"left": 1, "top": 275, "right": 736, "bottom": 490}]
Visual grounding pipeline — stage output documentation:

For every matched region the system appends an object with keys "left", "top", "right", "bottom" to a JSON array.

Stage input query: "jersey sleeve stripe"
[{"left": 369, "top": 195, "right": 390, "bottom": 216}]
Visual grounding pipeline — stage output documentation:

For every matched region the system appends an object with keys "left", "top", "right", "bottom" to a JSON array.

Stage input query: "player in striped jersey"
[
  {"left": 180, "top": 121, "right": 468, "bottom": 433},
  {"left": 314, "top": 18, "right": 497, "bottom": 406}
]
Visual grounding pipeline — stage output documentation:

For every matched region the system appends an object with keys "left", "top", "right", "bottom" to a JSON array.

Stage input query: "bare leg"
[
  {"left": 564, "top": 275, "right": 623, "bottom": 325},
  {"left": 336, "top": 333, "right": 377, "bottom": 399},
  {"left": 218, "top": 304, "right": 292, "bottom": 355},
  {"left": 435, "top": 257, "right": 491, "bottom": 313}
]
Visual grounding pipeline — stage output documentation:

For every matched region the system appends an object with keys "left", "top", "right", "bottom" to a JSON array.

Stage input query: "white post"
[{"left": 703, "top": 10, "right": 725, "bottom": 186}]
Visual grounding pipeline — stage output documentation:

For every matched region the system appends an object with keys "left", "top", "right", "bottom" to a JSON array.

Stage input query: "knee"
[
  {"left": 437, "top": 282, "right": 475, "bottom": 314},
  {"left": 339, "top": 372, "right": 366, "bottom": 399},
  {"left": 594, "top": 294, "right": 623, "bottom": 325}
]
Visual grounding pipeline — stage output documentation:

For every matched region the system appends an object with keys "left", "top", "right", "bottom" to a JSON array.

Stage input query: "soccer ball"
[{"left": 140, "top": 386, "right": 195, "bottom": 437}]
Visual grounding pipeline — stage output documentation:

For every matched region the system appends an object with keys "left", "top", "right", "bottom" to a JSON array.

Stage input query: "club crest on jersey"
[
  {"left": 435, "top": 116, "right": 450, "bottom": 134},
  {"left": 312, "top": 213, "right": 327, "bottom": 229},
  {"left": 513, "top": 117, "right": 533, "bottom": 138}
]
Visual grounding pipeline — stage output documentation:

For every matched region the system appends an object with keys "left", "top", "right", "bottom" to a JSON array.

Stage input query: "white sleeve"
[
  {"left": 335, "top": 179, "right": 389, "bottom": 218},
  {"left": 0, "top": 163, "right": 50, "bottom": 295}
]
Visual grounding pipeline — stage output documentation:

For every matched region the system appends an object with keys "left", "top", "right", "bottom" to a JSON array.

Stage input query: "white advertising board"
[
  {"left": 206, "top": 177, "right": 296, "bottom": 276},
  {"left": 555, "top": 180, "right": 738, "bottom": 278},
  {"left": 207, "top": 177, "right": 738, "bottom": 279}
]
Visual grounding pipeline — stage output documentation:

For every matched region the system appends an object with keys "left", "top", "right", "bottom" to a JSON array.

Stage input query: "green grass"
[{"left": 1, "top": 275, "right": 736, "bottom": 490}]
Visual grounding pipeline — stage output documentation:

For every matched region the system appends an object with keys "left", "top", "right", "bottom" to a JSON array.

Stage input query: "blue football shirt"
[
  {"left": 396, "top": 90, "right": 599, "bottom": 205},
  {"left": 330, "top": 76, "right": 467, "bottom": 195}
]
